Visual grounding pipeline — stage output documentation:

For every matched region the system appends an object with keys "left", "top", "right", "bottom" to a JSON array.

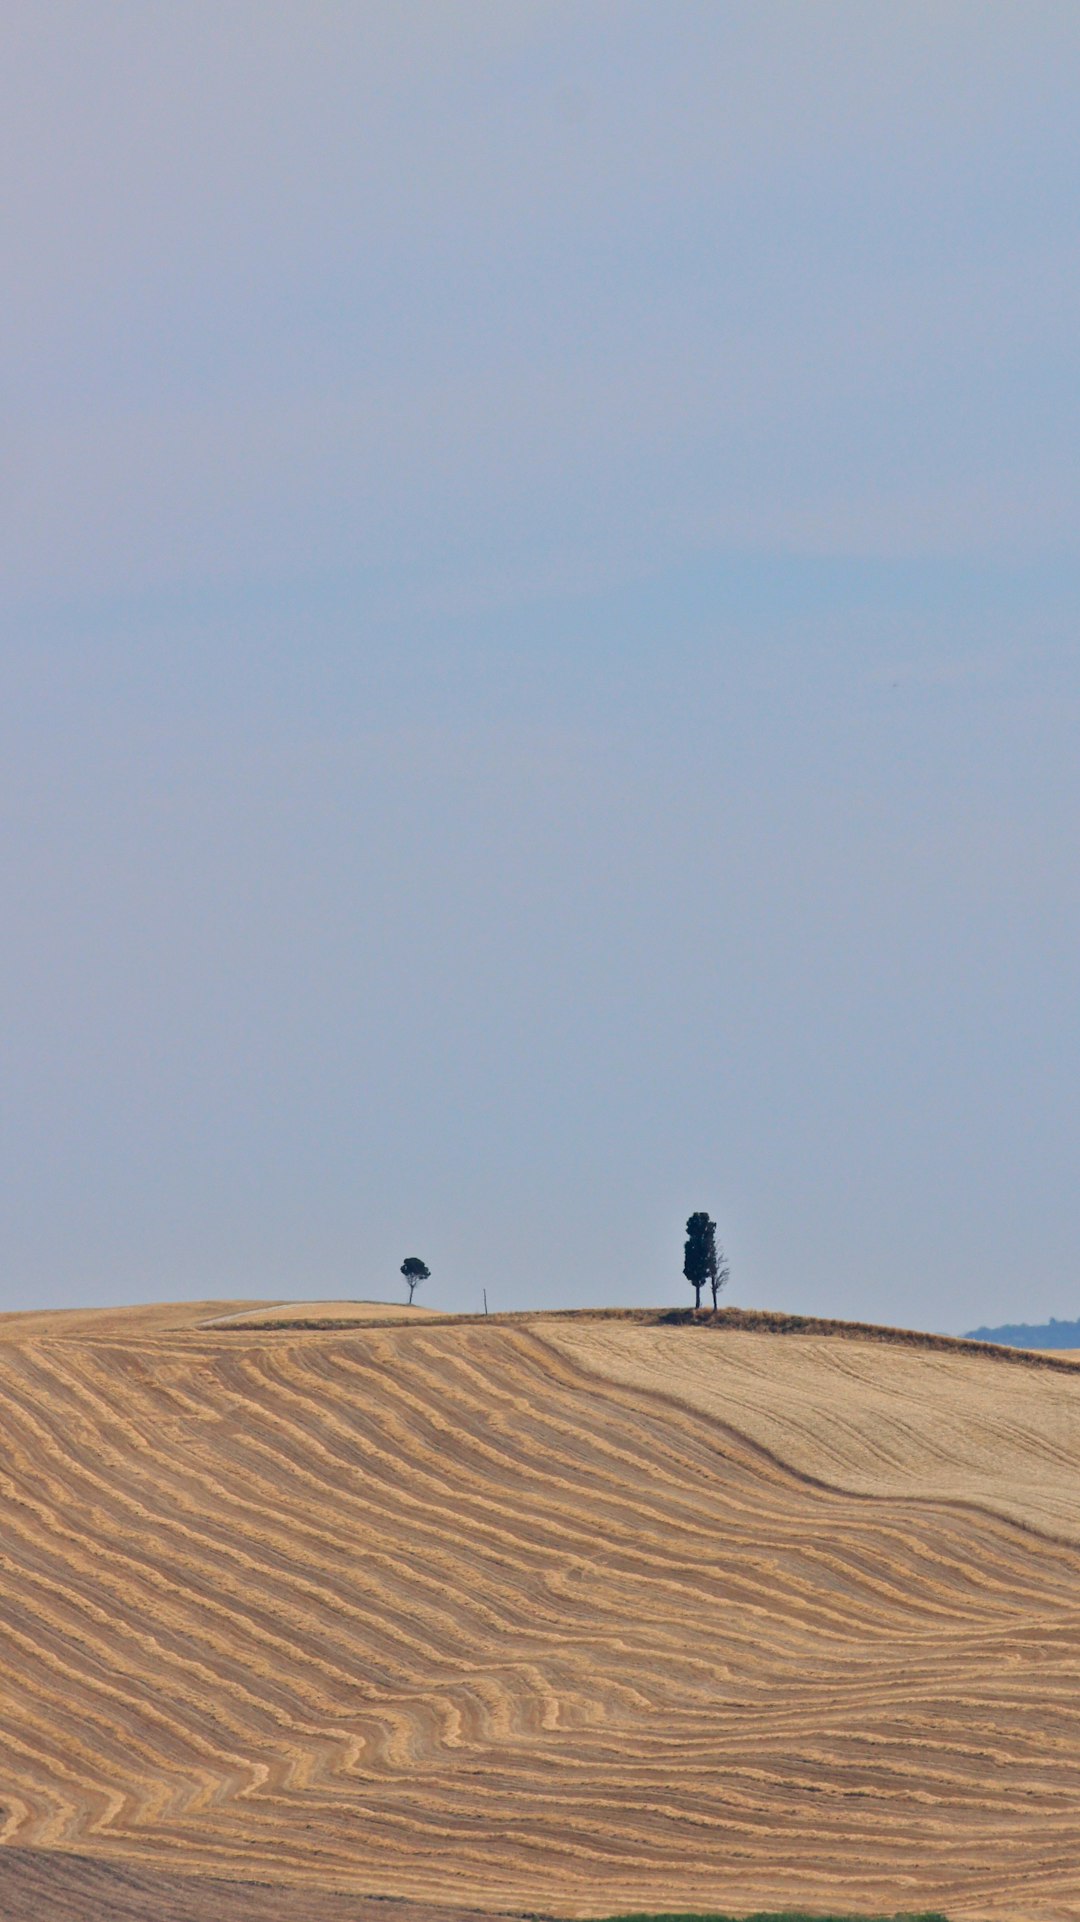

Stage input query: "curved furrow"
[
  {"left": 1, "top": 1345, "right": 538, "bottom": 1691},
  {"left": 3, "top": 1315, "right": 1080, "bottom": 1916}
]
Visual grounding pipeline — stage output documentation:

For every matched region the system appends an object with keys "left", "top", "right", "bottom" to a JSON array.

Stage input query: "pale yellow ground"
[
  {"left": 0, "top": 1300, "right": 249, "bottom": 1342},
  {"left": 3, "top": 1307, "right": 1080, "bottom": 1922},
  {"left": 202, "top": 1301, "right": 441, "bottom": 1328},
  {"left": 547, "top": 1321, "right": 1080, "bottom": 1540}
]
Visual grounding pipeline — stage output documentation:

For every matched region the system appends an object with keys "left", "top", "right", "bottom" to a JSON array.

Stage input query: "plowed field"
[{"left": 1, "top": 1303, "right": 1079, "bottom": 1921}]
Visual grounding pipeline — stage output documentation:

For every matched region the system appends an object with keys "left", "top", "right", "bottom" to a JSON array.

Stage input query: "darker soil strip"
[{"left": 0, "top": 1848, "right": 526, "bottom": 1922}]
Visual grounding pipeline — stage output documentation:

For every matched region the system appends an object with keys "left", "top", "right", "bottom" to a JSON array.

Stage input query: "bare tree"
[{"left": 709, "top": 1239, "right": 730, "bottom": 1310}]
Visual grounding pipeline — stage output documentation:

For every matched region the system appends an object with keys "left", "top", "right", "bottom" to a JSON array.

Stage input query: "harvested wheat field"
[
  {"left": 203, "top": 1301, "right": 443, "bottom": 1330},
  {"left": 3, "top": 1303, "right": 1080, "bottom": 1922}
]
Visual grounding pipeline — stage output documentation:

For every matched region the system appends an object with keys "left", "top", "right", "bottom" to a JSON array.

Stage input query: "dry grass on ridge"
[{"left": 1, "top": 1302, "right": 1080, "bottom": 1922}]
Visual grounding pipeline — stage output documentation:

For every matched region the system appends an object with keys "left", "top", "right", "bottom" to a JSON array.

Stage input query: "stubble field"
[{"left": 1, "top": 1301, "right": 1079, "bottom": 1922}]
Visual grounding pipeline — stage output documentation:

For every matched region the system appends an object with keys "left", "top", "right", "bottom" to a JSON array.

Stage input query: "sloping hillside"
[
  {"left": 547, "top": 1320, "right": 1080, "bottom": 1538},
  {"left": 2, "top": 1306, "right": 1080, "bottom": 1921}
]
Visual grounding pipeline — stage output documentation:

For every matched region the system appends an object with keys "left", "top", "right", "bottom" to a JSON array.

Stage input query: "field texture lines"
[
  {"left": 547, "top": 1323, "right": 1080, "bottom": 1540},
  {"left": 1, "top": 1309, "right": 1080, "bottom": 1920}
]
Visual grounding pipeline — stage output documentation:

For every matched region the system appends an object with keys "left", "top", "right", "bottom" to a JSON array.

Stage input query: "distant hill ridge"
[{"left": 964, "top": 1315, "right": 1080, "bottom": 1348}]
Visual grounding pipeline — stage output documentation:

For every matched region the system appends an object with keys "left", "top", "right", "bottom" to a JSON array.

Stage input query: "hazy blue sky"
[{"left": 3, "top": 4, "right": 1079, "bottom": 1328}]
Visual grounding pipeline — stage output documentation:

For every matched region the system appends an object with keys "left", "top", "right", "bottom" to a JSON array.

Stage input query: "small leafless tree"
[{"left": 709, "top": 1242, "right": 730, "bottom": 1310}]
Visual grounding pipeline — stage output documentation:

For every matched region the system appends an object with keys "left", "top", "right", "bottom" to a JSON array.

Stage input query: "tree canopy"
[
  {"left": 400, "top": 1256, "right": 430, "bottom": 1304},
  {"left": 683, "top": 1212, "right": 727, "bottom": 1310}
]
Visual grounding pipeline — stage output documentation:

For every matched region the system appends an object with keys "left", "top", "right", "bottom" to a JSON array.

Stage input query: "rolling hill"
[{"left": 2, "top": 1301, "right": 1080, "bottom": 1921}]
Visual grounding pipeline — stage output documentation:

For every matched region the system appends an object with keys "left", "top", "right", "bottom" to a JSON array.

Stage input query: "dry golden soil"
[{"left": 2, "top": 1301, "right": 1080, "bottom": 1921}]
